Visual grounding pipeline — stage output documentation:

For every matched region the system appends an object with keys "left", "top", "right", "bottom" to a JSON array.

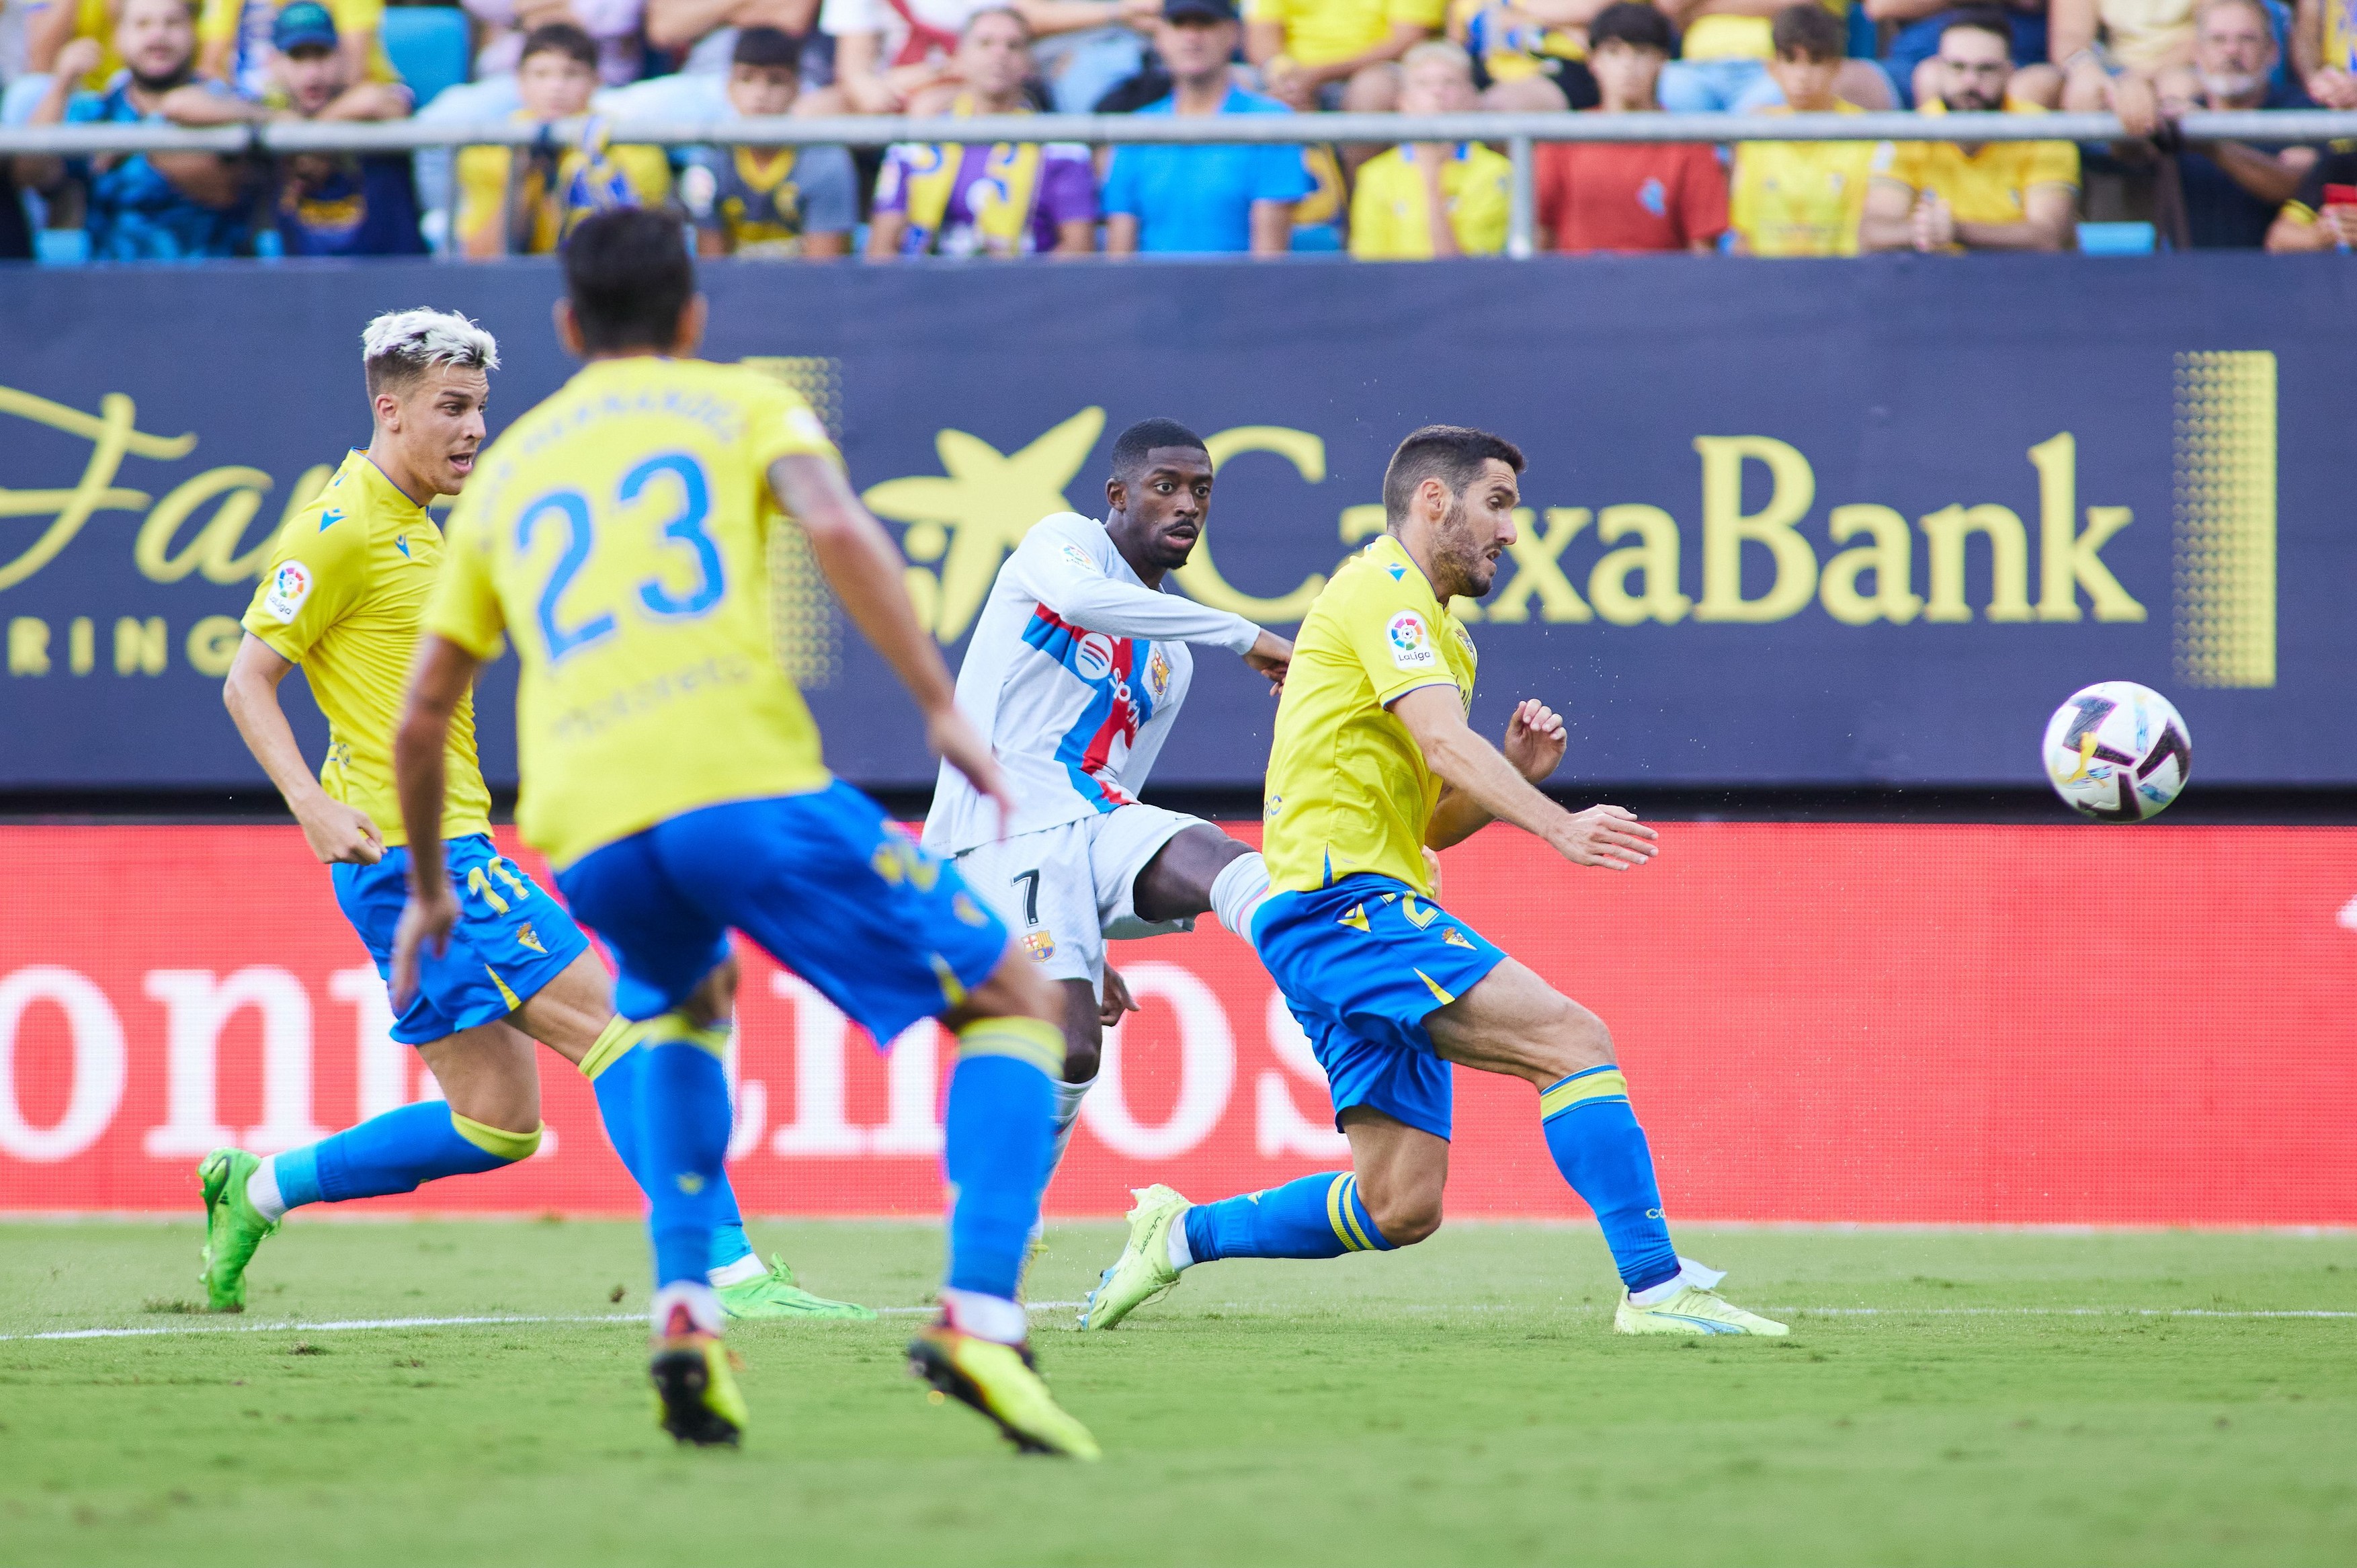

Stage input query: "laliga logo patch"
[
  {"left": 1146, "top": 649, "right": 1172, "bottom": 702},
  {"left": 1075, "top": 632, "right": 1117, "bottom": 682},
  {"left": 263, "top": 561, "right": 313, "bottom": 624},
  {"left": 1387, "top": 611, "right": 1435, "bottom": 671}
]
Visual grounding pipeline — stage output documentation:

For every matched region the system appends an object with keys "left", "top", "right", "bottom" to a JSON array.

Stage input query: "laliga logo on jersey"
[
  {"left": 1387, "top": 611, "right": 1435, "bottom": 671},
  {"left": 1075, "top": 632, "right": 1117, "bottom": 683},
  {"left": 263, "top": 561, "right": 312, "bottom": 624}
]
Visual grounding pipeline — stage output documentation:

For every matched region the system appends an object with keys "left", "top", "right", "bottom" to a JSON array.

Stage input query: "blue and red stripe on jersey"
[{"left": 1020, "top": 605, "right": 1159, "bottom": 812}]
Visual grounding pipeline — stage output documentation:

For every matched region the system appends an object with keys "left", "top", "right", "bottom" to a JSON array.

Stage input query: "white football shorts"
[{"left": 953, "top": 803, "right": 1201, "bottom": 995}]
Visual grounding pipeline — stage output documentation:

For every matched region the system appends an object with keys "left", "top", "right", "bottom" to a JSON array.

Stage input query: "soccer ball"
[{"left": 2042, "top": 681, "right": 2192, "bottom": 822}]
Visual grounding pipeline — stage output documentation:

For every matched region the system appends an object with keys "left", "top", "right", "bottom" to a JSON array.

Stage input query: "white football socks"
[
  {"left": 1207, "top": 852, "right": 1272, "bottom": 943},
  {"left": 1165, "top": 1213, "right": 1196, "bottom": 1273},
  {"left": 650, "top": 1281, "right": 724, "bottom": 1336},
  {"left": 707, "top": 1253, "right": 768, "bottom": 1288},
  {"left": 245, "top": 1157, "right": 289, "bottom": 1222},
  {"left": 1627, "top": 1257, "right": 1728, "bottom": 1307},
  {"left": 940, "top": 1287, "right": 1027, "bottom": 1344}
]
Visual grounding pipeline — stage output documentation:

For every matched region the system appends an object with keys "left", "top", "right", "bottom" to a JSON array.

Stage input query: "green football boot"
[
  {"left": 1077, "top": 1184, "right": 1190, "bottom": 1331},
  {"left": 196, "top": 1147, "right": 278, "bottom": 1313},
  {"left": 716, "top": 1255, "right": 876, "bottom": 1321}
]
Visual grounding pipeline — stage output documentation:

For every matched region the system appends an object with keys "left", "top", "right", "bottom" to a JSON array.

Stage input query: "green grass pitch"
[{"left": 2, "top": 1219, "right": 2352, "bottom": 1567}]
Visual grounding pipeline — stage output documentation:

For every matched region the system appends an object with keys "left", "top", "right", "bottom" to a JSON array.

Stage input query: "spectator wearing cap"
[
  {"left": 1654, "top": 0, "right": 1893, "bottom": 112},
  {"left": 464, "top": 0, "right": 649, "bottom": 88},
  {"left": 1729, "top": 3, "right": 1878, "bottom": 254},
  {"left": 1350, "top": 40, "right": 1512, "bottom": 257},
  {"left": 2142, "top": 0, "right": 2313, "bottom": 247},
  {"left": 154, "top": 1, "right": 424, "bottom": 253},
  {"left": 15, "top": 0, "right": 255, "bottom": 260},
  {"left": 194, "top": 0, "right": 402, "bottom": 102},
  {"left": 1102, "top": 0, "right": 1313, "bottom": 253},
  {"left": 679, "top": 25, "right": 859, "bottom": 255},
  {"left": 454, "top": 22, "right": 673, "bottom": 257},
  {"left": 1533, "top": 2, "right": 1727, "bottom": 253},
  {"left": 869, "top": 9, "right": 1099, "bottom": 254},
  {"left": 1861, "top": 9, "right": 2078, "bottom": 251},
  {"left": 1245, "top": 0, "right": 1445, "bottom": 112}
]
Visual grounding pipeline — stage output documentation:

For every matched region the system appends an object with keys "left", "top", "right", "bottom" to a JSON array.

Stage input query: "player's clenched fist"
[
  {"left": 296, "top": 797, "right": 385, "bottom": 866},
  {"left": 1502, "top": 699, "right": 1567, "bottom": 784},
  {"left": 1546, "top": 804, "right": 1657, "bottom": 870}
]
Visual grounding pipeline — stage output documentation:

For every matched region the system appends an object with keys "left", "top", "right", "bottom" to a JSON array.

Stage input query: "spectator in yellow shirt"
[
  {"left": 20, "top": 0, "right": 126, "bottom": 97},
  {"left": 1861, "top": 9, "right": 2079, "bottom": 252},
  {"left": 455, "top": 23, "right": 673, "bottom": 258},
  {"left": 195, "top": 0, "right": 401, "bottom": 101},
  {"left": 1245, "top": 0, "right": 1448, "bottom": 110},
  {"left": 1350, "top": 41, "right": 1512, "bottom": 255},
  {"left": 1730, "top": 3, "right": 1876, "bottom": 255}
]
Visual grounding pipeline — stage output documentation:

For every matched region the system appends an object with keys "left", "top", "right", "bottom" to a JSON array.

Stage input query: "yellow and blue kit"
[
  {"left": 242, "top": 450, "right": 589, "bottom": 1046},
  {"left": 1252, "top": 532, "right": 1504, "bottom": 1141},
  {"left": 1179, "top": 528, "right": 1682, "bottom": 1293},
  {"left": 423, "top": 356, "right": 1009, "bottom": 1042}
]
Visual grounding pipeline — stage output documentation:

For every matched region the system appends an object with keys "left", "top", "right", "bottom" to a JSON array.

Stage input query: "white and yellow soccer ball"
[{"left": 2042, "top": 681, "right": 2192, "bottom": 822}]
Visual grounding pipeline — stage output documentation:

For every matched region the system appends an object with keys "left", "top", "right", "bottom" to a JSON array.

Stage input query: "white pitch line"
[
  {"left": 7, "top": 1301, "right": 2352, "bottom": 1344},
  {"left": 0, "top": 1301, "right": 1090, "bottom": 1344}
]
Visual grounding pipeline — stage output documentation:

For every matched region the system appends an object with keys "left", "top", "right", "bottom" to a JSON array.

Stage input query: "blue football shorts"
[
  {"left": 333, "top": 833, "right": 591, "bottom": 1046},
  {"left": 1250, "top": 872, "right": 1509, "bottom": 1143},
  {"left": 554, "top": 782, "right": 1011, "bottom": 1044}
]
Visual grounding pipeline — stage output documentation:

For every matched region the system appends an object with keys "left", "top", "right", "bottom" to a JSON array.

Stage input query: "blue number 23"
[{"left": 516, "top": 451, "right": 723, "bottom": 663}]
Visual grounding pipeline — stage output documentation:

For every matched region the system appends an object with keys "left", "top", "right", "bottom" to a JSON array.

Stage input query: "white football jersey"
[{"left": 923, "top": 513, "right": 1261, "bottom": 856}]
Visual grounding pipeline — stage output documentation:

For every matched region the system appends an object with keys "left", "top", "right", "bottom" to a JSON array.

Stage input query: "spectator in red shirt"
[{"left": 1534, "top": 2, "right": 1728, "bottom": 253}]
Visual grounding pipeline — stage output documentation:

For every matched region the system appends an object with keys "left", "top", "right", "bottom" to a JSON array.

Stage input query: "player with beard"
[
  {"left": 922, "top": 418, "right": 1294, "bottom": 1218},
  {"left": 1080, "top": 425, "right": 1788, "bottom": 1337}
]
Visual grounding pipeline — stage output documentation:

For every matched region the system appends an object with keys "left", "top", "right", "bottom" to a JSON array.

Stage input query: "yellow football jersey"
[
  {"left": 241, "top": 450, "right": 495, "bottom": 848},
  {"left": 1262, "top": 533, "right": 1477, "bottom": 897},
  {"left": 1729, "top": 104, "right": 1876, "bottom": 257},
  {"left": 425, "top": 356, "right": 839, "bottom": 870},
  {"left": 1873, "top": 99, "right": 2079, "bottom": 241}
]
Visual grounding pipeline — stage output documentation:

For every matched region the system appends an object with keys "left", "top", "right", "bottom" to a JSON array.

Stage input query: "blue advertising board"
[{"left": 1, "top": 254, "right": 2349, "bottom": 792}]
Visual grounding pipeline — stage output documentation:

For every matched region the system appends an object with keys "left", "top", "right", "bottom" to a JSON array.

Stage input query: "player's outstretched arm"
[
  {"left": 222, "top": 632, "right": 386, "bottom": 866},
  {"left": 1008, "top": 524, "right": 1285, "bottom": 681},
  {"left": 386, "top": 634, "right": 483, "bottom": 1007},
  {"left": 770, "top": 454, "right": 1015, "bottom": 829},
  {"left": 1391, "top": 686, "right": 1655, "bottom": 870}
]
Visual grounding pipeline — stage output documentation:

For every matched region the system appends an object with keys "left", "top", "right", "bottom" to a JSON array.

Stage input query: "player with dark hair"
[
  {"left": 212, "top": 306, "right": 864, "bottom": 1324},
  {"left": 921, "top": 417, "right": 1294, "bottom": 1218},
  {"left": 389, "top": 208, "right": 1097, "bottom": 1453},
  {"left": 1081, "top": 424, "right": 1788, "bottom": 1337}
]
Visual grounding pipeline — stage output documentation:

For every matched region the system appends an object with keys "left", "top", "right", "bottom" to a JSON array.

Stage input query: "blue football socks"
[
  {"left": 267, "top": 1100, "right": 537, "bottom": 1210},
  {"left": 634, "top": 1020, "right": 736, "bottom": 1292},
  {"left": 1181, "top": 1171, "right": 1395, "bottom": 1264},
  {"left": 940, "top": 1018, "right": 1062, "bottom": 1303},
  {"left": 583, "top": 1019, "right": 758, "bottom": 1276},
  {"left": 1538, "top": 1065, "right": 1680, "bottom": 1294}
]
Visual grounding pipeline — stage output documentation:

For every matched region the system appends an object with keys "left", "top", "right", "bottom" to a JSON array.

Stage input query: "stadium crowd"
[{"left": 2, "top": 0, "right": 2351, "bottom": 260}]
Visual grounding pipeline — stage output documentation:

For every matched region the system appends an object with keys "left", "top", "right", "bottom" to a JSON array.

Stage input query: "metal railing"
[{"left": 7, "top": 108, "right": 2350, "bottom": 259}]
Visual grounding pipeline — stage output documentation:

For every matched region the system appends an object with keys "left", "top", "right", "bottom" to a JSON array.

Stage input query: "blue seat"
[
  {"left": 2077, "top": 222, "right": 2157, "bottom": 255},
  {"left": 383, "top": 7, "right": 472, "bottom": 110}
]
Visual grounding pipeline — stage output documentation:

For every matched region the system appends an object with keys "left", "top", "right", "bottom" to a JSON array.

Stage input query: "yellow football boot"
[
  {"left": 907, "top": 1322, "right": 1101, "bottom": 1460},
  {"left": 1076, "top": 1184, "right": 1190, "bottom": 1331},
  {"left": 1613, "top": 1284, "right": 1788, "bottom": 1337}
]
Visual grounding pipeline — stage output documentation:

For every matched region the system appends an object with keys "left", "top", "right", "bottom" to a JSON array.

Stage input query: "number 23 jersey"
[{"left": 427, "top": 356, "right": 839, "bottom": 870}]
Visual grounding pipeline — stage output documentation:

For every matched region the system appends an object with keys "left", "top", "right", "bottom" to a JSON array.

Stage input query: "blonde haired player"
[{"left": 210, "top": 306, "right": 864, "bottom": 1323}]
